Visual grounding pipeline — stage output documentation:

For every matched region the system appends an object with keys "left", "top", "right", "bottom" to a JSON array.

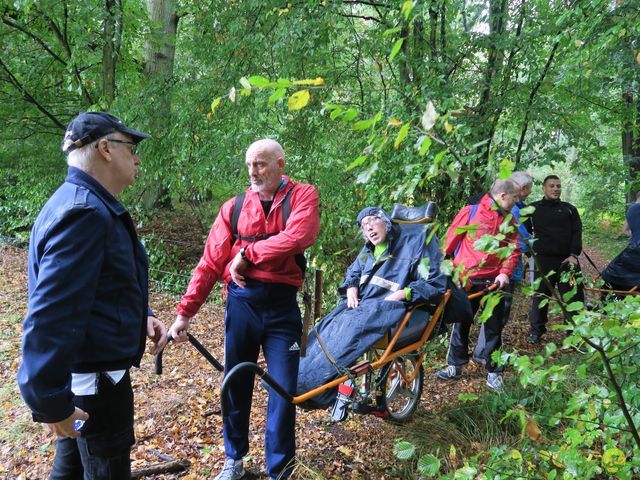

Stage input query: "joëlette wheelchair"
[
  {"left": 211, "top": 202, "right": 492, "bottom": 424},
  {"left": 155, "top": 203, "right": 497, "bottom": 423}
]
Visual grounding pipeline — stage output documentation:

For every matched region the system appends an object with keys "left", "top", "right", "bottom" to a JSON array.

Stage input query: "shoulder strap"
[
  {"left": 231, "top": 193, "right": 245, "bottom": 237},
  {"left": 469, "top": 204, "right": 479, "bottom": 223},
  {"left": 281, "top": 186, "right": 294, "bottom": 229}
]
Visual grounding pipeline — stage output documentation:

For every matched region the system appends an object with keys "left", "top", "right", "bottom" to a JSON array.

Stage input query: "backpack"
[{"left": 230, "top": 188, "right": 306, "bottom": 273}]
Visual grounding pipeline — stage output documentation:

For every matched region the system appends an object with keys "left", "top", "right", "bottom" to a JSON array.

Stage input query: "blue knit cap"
[{"left": 356, "top": 207, "right": 389, "bottom": 226}]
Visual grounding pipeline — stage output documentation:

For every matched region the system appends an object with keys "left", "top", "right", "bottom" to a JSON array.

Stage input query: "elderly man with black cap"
[{"left": 18, "top": 111, "right": 167, "bottom": 479}]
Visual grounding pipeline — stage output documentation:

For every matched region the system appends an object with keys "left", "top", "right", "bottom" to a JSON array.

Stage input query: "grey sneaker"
[
  {"left": 435, "top": 365, "right": 463, "bottom": 380},
  {"left": 214, "top": 458, "right": 245, "bottom": 480},
  {"left": 486, "top": 373, "right": 505, "bottom": 392}
]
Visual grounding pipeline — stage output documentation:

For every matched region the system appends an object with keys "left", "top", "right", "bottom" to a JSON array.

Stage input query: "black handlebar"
[
  {"left": 220, "top": 362, "right": 294, "bottom": 416},
  {"left": 155, "top": 332, "right": 224, "bottom": 375}
]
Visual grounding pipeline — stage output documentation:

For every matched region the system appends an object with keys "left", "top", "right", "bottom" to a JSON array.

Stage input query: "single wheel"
[{"left": 380, "top": 354, "right": 423, "bottom": 423}]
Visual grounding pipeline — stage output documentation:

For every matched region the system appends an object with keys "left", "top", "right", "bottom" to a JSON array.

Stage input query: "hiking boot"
[
  {"left": 214, "top": 458, "right": 245, "bottom": 480},
  {"left": 527, "top": 333, "right": 541, "bottom": 344},
  {"left": 435, "top": 365, "right": 462, "bottom": 381},
  {"left": 486, "top": 373, "right": 505, "bottom": 393}
]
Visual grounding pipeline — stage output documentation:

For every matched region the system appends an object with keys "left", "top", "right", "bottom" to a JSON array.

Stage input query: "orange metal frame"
[{"left": 292, "top": 290, "right": 452, "bottom": 405}]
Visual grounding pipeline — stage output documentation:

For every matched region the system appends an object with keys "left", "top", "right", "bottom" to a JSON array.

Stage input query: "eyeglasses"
[
  {"left": 103, "top": 138, "right": 138, "bottom": 155},
  {"left": 360, "top": 217, "right": 383, "bottom": 229}
]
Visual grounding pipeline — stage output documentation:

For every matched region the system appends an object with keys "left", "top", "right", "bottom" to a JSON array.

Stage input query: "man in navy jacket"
[{"left": 18, "top": 112, "right": 167, "bottom": 479}]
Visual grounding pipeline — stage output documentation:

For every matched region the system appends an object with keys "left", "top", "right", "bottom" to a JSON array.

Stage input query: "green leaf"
[
  {"left": 342, "top": 108, "right": 358, "bottom": 122},
  {"left": 329, "top": 106, "right": 344, "bottom": 120},
  {"left": 383, "top": 26, "right": 401, "bottom": 37},
  {"left": 268, "top": 88, "right": 286, "bottom": 105},
  {"left": 288, "top": 90, "right": 311, "bottom": 111},
  {"left": 401, "top": 0, "right": 414, "bottom": 20},
  {"left": 210, "top": 97, "right": 222, "bottom": 113},
  {"left": 248, "top": 75, "right": 271, "bottom": 87},
  {"left": 454, "top": 464, "right": 477, "bottom": 480},
  {"left": 393, "top": 441, "right": 416, "bottom": 460},
  {"left": 394, "top": 122, "right": 410, "bottom": 149},
  {"left": 352, "top": 118, "right": 373, "bottom": 130},
  {"left": 498, "top": 159, "right": 515, "bottom": 179},
  {"left": 566, "top": 301, "right": 584, "bottom": 312},
  {"left": 457, "top": 393, "right": 478, "bottom": 402},
  {"left": 389, "top": 38, "right": 404, "bottom": 61},
  {"left": 418, "top": 135, "right": 432, "bottom": 156},
  {"left": 346, "top": 155, "right": 367, "bottom": 171},
  {"left": 417, "top": 454, "right": 440, "bottom": 477},
  {"left": 276, "top": 78, "right": 293, "bottom": 87},
  {"left": 356, "top": 161, "right": 379, "bottom": 184}
]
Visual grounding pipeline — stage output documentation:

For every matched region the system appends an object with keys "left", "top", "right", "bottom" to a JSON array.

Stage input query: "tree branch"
[{"left": 0, "top": 56, "right": 65, "bottom": 129}]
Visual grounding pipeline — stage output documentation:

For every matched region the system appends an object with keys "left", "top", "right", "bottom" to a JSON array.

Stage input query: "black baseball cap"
[{"left": 61, "top": 111, "right": 151, "bottom": 152}]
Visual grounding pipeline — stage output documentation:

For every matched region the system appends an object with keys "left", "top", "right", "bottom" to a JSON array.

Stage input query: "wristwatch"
[{"left": 240, "top": 246, "right": 250, "bottom": 263}]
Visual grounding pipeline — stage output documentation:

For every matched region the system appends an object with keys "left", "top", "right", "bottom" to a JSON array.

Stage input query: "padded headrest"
[{"left": 390, "top": 202, "right": 437, "bottom": 224}]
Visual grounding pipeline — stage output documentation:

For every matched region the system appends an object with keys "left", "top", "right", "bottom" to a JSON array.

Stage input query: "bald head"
[
  {"left": 245, "top": 138, "right": 286, "bottom": 200},
  {"left": 246, "top": 139, "right": 285, "bottom": 163}
]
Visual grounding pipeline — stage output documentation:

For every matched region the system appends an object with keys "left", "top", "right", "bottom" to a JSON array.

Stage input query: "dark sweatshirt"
[{"left": 529, "top": 197, "right": 582, "bottom": 257}]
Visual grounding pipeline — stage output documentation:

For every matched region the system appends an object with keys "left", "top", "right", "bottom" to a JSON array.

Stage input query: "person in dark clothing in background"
[{"left": 527, "top": 174, "right": 584, "bottom": 344}]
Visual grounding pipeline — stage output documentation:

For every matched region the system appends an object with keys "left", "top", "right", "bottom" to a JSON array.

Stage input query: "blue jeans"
[
  {"left": 223, "top": 280, "right": 301, "bottom": 479},
  {"left": 49, "top": 371, "right": 134, "bottom": 479}
]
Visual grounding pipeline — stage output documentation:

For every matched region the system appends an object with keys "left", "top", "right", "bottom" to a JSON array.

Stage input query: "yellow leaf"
[
  {"left": 637, "top": 52, "right": 640, "bottom": 64},
  {"left": 288, "top": 90, "right": 311, "bottom": 111},
  {"left": 292, "top": 77, "right": 325, "bottom": 86},
  {"left": 337, "top": 446, "right": 352, "bottom": 456},
  {"left": 602, "top": 447, "right": 626, "bottom": 473},
  {"left": 444, "top": 121, "right": 453, "bottom": 133},
  {"left": 388, "top": 117, "right": 403, "bottom": 127}
]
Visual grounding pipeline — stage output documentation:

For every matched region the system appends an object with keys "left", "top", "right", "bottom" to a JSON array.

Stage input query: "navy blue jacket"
[
  {"left": 18, "top": 167, "right": 151, "bottom": 423},
  {"left": 339, "top": 223, "right": 446, "bottom": 305}
]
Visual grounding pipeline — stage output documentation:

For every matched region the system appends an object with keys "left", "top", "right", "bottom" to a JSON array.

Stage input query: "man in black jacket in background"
[{"left": 528, "top": 175, "right": 584, "bottom": 344}]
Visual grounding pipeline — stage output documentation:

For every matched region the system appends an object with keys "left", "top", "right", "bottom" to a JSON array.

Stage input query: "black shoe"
[{"left": 527, "top": 333, "right": 540, "bottom": 344}]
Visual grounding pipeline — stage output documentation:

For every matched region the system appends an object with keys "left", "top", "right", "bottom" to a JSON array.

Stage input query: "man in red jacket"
[
  {"left": 436, "top": 179, "right": 520, "bottom": 392},
  {"left": 169, "top": 139, "right": 320, "bottom": 480}
]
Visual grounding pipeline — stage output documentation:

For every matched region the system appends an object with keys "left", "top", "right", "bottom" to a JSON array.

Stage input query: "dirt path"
[{"left": 0, "top": 244, "right": 609, "bottom": 479}]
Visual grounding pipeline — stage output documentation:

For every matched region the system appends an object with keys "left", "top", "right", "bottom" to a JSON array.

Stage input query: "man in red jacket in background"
[
  {"left": 169, "top": 139, "right": 320, "bottom": 480},
  {"left": 436, "top": 179, "right": 520, "bottom": 392}
]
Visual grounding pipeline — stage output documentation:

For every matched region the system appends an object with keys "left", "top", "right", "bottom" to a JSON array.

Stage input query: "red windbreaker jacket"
[
  {"left": 178, "top": 176, "right": 320, "bottom": 318},
  {"left": 444, "top": 194, "right": 520, "bottom": 283}
]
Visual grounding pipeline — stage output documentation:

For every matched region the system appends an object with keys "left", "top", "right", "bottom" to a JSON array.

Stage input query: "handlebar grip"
[{"left": 154, "top": 333, "right": 173, "bottom": 375}]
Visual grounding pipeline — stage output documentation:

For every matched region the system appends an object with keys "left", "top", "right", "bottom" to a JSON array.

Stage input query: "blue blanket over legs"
[{"left": 296, "top": 298, "right": 408, "bottom": 408}]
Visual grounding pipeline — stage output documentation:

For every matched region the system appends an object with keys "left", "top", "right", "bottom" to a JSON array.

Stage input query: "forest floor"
[{"left": 0, "top": 239, "right": 612, "bottom": 479}]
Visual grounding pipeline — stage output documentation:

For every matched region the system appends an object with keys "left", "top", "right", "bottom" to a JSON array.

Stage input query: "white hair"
[
  {"left": 66, "top": 138, "right": 101, "bottom": 170},
  {"left": 511, "top": 171, "right": 533, "bottom": 188}
]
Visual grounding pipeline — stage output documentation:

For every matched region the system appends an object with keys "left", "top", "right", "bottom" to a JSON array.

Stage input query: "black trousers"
[
  {"left": 529, "top": 256, "right": 584, "bottom": 336},
  {"left": 50, "top": 371, "right": 135, "bottom": 480},
  {"left": 447, "top": 281, "right": 506, "bottom": 373}
]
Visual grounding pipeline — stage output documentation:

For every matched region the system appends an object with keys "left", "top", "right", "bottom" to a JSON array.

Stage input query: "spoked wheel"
[{"left": 380, "top": 353, "right": 423, "bottom": 423}]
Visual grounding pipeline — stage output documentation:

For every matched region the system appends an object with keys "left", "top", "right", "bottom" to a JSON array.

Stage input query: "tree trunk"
[
  {"left": 102, "top": 0, "right": 121, "bottom": 106},
  {"left": 622, "top": 91, "right": 640, "bottom": 202},
  {"left": 144, "top": 0, "right": 178, "bottom": 79},
  {"left": 142, "top": 0, "right": 178, "bottom": 209}
]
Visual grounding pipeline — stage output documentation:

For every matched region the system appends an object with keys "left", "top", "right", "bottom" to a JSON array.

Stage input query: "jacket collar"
[{"left": 65, "top": 166, "right": 127, "bottom": 216}]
